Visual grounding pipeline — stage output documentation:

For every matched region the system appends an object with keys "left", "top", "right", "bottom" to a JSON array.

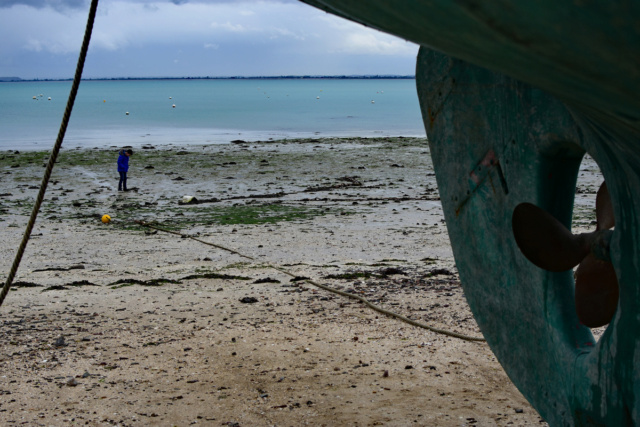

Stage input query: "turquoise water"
[{"left": 0, "top": 79, "right": 426, "bottom": 150}]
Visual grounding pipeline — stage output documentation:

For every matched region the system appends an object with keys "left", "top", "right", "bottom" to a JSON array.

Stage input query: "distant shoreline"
[
  {"left": 0, "top": 75, "right": 415, "bottom": 83},
  {"left": 0, "top": 134, "right": 429, "bottom": 152}
]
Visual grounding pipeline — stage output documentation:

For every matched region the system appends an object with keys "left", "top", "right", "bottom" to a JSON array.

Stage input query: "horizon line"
[{"left": 0, "top": 74, "right": 416, "bottom": 83}]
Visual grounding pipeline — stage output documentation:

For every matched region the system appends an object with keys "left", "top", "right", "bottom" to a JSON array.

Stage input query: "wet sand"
[{"left": 0, "top": 137, "right": 601, "bottom": 425}]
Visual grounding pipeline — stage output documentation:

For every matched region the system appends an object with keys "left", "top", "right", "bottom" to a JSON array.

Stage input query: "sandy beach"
[{"left": 0, "top": 137, "right": 603, "bottom": 426}]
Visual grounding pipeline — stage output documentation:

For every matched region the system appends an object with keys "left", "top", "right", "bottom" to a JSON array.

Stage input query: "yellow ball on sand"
[{"left": 101, "top": 214, "right": 111, "bottom": 223}]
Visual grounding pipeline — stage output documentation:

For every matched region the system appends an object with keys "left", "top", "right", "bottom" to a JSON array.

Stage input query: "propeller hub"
[{"left": 590, "top": 229, "right": 613, "bottom": 262}]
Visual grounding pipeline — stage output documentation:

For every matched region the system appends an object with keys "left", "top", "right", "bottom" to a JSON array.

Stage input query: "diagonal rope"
[
  {"left": 0, "top": 0, "right": 100, "bottom": 309},
  {"left": 135, "top": 220, "right": 486, "bottom": 342}
]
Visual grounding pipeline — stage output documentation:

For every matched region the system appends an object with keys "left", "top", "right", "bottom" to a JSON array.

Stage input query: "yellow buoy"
[{"left": 101, "top": 214, "right": 111, "bottom": 223}]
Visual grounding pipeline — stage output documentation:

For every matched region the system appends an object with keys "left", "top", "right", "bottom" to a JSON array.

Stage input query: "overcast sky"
[{"left": 0, "top": 0, "right": 419, "bottom": 79}]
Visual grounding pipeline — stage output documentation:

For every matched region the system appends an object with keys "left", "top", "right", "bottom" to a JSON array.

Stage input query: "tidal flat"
[{"left": 0, "top": 137, "right": 601, "bottom": 426}]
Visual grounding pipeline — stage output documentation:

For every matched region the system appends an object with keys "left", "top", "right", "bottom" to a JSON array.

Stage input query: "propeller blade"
[
  {"left": 512, "top": 203, "right": 590, "bottom": 271},
  {"left": 574, "top": 253, "right": 619, "bottom": 328},
  {"left": 596, "top": 182, "right": 615, "bottom": 230}
]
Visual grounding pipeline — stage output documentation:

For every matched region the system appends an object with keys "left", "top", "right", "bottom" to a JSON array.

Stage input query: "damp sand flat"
[{"left": 0, "top": 137, "right": 602, "bottom": 425}]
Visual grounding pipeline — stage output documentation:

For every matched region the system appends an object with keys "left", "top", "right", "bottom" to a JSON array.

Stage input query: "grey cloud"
[
  {"left": 0, "top": 0, "right": 297, "bottom": 6},
  {"left": 164, "top": 0, "right": 299, "bottom": 3},
  {"left": 0, "top": 0, "right": 87, "bottom": 9}
]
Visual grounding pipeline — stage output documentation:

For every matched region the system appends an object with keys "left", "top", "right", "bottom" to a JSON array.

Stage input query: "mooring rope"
[
  {"left": 135, "top": 220, "right": 486, "bottom": 342},
  {"left": 0, "top": 0, "right": 100, "bottom": 309}
]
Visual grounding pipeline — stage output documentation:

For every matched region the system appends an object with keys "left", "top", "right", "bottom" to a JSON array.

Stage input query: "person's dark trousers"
[{"left": 118, "top": 171, "right": 127, "bottom": 191}]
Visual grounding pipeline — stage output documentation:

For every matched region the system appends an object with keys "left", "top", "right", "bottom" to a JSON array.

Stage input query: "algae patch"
[
  {"left": 122, "top": 203, "right": 333, "bottom": 231},
  {"left": 186, "top": 203, "right": 328, "bottom": 226}
]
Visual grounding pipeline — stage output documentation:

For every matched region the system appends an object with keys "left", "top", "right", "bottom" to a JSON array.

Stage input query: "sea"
[{"left": 0, "top": 78, "right": 427, "bottom": 151}]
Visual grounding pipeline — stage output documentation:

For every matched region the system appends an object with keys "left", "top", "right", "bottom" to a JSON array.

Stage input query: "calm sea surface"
[{"left": 0, "top": 79, "right": 426, "bottom": 150}]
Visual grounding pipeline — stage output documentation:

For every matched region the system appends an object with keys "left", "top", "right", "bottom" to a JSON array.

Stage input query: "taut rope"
[{"left": 0, "top": 0, "right": 100, "bottom": 309}]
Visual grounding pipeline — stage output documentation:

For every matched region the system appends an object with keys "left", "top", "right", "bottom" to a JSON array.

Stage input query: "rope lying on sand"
[{"left": 135, "top": 220, "right": 486, "bottom": 343}]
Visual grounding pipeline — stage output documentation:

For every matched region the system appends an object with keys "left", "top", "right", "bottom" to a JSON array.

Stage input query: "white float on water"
[
  {"left": 125, "top": 112, "right": 129, "bottom": 115},
  {"left": 172, "top": 104, "right": 176, "bottom": 108}
]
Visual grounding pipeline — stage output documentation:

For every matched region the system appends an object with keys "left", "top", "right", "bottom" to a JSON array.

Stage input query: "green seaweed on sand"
[
  {"left": 325, "top": 266, "right": 405, "bottom": 281},
  {"left": 110, "top": 282, "right": 136, "bottom": 289},
  {"left": 221, "top": 262, "right": 252, "bottom": 270},
  {"left": 109, "top": 278, "right": 181, "bottom": 289},
  {"left": 324, "top": 271, "right": 378, "bottom": 280},
  {"left": 182, "top": 272, "right": 251, "bottom": 281},
  {"left": 121, "top": 203, "right": 336, "bottom": 231},
  {"left": 194, "top": 203, "right": 328, "bottom": 225},
  {"left": 68, "top": 280, "right": 99, "bottom": 287},
  {"left": 0, "top": 151, "right": 49, "bottom": 167},
  {"left": 109, "top": 273, "right": 250, "bottom": 289},
  {"left": 12, "top": 281, "right": 41, "bottom": 288}
]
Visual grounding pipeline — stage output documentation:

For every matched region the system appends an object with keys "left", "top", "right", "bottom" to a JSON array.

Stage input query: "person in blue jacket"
[{"left": 117, "top": 148, "right": 133, "bottom": 191}]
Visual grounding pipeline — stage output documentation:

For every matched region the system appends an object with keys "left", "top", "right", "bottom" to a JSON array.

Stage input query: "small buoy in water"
[
  {"left": 48, "top": 97, "right": 51, "bottom": 101},
  {"left": 125, "top": 112, "right": 129, "bottom": 115},
  {"left": 103, "top": 99, "right": 106, "bottom": 103},
  {"left": 169, "top": 96, "right": 172, "bottom": 99},
  {"left": 172, "top": 104, "right": 176, "bottom": 108},
  {"left": 316, "top": 96, "right": 320, "bottom": 99},
  {"left": 371, "top": 100, "right": 375, "bottom": 104},
  {"left": 32, "top": 96, "right": 37, "bottom": 100},
  {"left": 101, "top": 214, "right": 111, "bottom": 223}
]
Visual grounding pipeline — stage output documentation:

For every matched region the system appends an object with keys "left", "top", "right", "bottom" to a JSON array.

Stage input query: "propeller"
[{"left": 512, "top": 182, "right": 618, "bottom": 327}]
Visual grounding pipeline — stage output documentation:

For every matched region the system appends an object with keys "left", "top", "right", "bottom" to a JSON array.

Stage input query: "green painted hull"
[{"left": 301, "top": 1, "right": 640, "bottom": 425}]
